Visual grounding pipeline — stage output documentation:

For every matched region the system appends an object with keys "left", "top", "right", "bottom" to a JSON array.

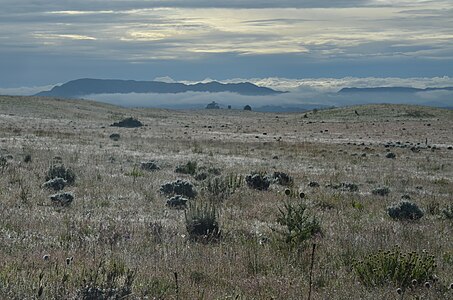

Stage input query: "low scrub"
[
  {"left": 387, "top": 200, "right": 424, "bottom": 221},
  {"left": 46, "top": 164, "right": 76, "bottom": 185},
  {"left": 185, "top": 201, "right": 221, "bottom": 242},
  {"left": 353, "top": 247, "right": 437, "bottom": 289},
  {"left": 274, "top": 200, "right": 321, "bottom": 249}
]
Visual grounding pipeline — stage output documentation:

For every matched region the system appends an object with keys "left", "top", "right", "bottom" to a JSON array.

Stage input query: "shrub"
[
  {"left": 140, "top": 161, "right": 160, "bottom": 172},
  {"left": 372, "top": 186, "right": 390, "bottom": 196},
  {"left": 0, "top": 155, "right": 7, "bottom": 172},
  {"left": 50, "top": 192, "right": 74, "bottom": 206},
  {"left": 269, "top": 172, "right": 293, "bottom": 186},
  {"left": 166, "top": 195, "right": 188, "bottom": 208},
  {"left": 387, "top": 200, "right": 424, "bottom": 221},
  {"left": 46, "top": 164, "right": 76, "bottom": 185},
  {"left": 274, "top": 200, "right": 321, "bottom": 249},
  {"left": 203, "top": 174, "right": 243, "bottom": 201},
  {"left": 109, "top": 133, "right": 120, "bottom": 141},
  {"left": 386, "top": 152, "right": 396, "bottom": 159},
  {"left": 246, "top": 172, "right": 270, "bottom": 191},
  {"left": 442, "top": 204, "right": 453, "bottom": 220},
  {"left": 24, "top": 154, "right": 32, "bottom": 163},
  {"left": 42, "top": 177, "right": 67, "bottom": 191},
  {"left": 185, "top": 201, "right": 220, "bottom": 242},
  {"left": 175, "top": 161, "right": 197, "bottom": 175},
  {"left": 353, "top": 247, "right": 437, "bottom": 289},
  {"left": 160, "top": 179, "right": 197, "bottom": 199},
  {"left": 111, "top": 117, "right": 143, "bottom": 128}
]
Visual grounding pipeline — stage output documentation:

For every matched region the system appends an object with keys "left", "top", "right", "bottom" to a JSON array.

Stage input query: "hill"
[{"left": 35, "top": 78, "right": 285, "bottom": 98}]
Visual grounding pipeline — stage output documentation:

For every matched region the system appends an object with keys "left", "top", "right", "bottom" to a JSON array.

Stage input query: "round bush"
[{"left": 387, "top": 200, "right": 424, "bottom": 220}]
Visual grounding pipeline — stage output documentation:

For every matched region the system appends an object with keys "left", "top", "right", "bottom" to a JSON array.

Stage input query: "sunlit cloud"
[{"left": 1, "top": 0, "right": 452, "bottom": 86}]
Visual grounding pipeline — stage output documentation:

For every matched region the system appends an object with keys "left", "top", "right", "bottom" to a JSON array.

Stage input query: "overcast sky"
[{"left": 1, "top": 0, "right": 453, "bottom": 87}]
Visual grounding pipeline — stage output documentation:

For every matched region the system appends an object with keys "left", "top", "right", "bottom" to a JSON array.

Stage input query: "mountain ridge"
[{"left": 35, "top": 78, "right": 285, "bottom": 98}]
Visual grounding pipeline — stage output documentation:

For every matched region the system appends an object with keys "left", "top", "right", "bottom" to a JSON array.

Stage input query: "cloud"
[
  {"left": 1, "top": 1, "right": 453, "bottom": 86},
  {"left": 84, "top": 88, "right": 453, "bottom": 110}
]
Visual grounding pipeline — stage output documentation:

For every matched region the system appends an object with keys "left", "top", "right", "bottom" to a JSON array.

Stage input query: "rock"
[
  {"left": 50, "top": 192, "right": 74, "bottom": 206},
  {"left": 111, "top": 117, "right": 143, "bottom": 128}
]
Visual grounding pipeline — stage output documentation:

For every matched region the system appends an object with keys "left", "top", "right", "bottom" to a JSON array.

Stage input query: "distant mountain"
[
  {"left": 35, "top": 78, "right": 284, "bottom": 98},
  {"left": 339, "top": 87, "right": 453, "bottom": 93}
]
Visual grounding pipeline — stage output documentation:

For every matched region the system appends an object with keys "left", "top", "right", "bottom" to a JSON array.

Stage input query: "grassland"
[{"left": 0, "top": 95, "right": 452, "bottom": 299}]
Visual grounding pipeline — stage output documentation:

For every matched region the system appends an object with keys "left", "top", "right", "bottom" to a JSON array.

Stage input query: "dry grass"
[{"left": 0, "top": 95, "right": 452, "bottom": 299}]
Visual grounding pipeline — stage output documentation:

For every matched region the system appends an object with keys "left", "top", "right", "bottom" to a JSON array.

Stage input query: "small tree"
[{"left": 243, "top": 105, "right": 252, "bottom": 111}]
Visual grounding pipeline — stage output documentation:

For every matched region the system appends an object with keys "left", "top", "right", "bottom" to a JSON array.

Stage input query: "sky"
[
  {"left": 1, "top": 0, "right": 453, "bottom": 88},
  {"left": 1, "top": 0, "right": 453, "bottom": 110}
]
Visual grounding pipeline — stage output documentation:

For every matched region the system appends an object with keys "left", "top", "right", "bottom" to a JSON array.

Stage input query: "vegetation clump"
[
  {"left": 308, "top": 181, "right": 320, "bottom": 188},
  {"left": 442, "top": 204, "right": 453, "bottom": 220},
  {"left": 109, "top": 133, "right": 120, "bottom": 141},
  {"left": 50, "top": 192, "right": 74, "bottom": 206},
  {"left": 372, "top": 186, "right": 390, "bottom": 196},
  {"left": 46, "top": 164, "right": 76, "bottom": 185},
  {"left": 140, "top": 161, "right": 160, "bottom": 172},
  {"left": 185, "top": 201, "right": 220, "bottom": 242},
  {"left": 387, "top": 200, "right": 424, "bottom": 221},
  {"left": 111, "top": 117, "right": 143, "bottom": 128},
  {"left": 246, "top": 172, "right": 270, "bottom": 191},
  {"left": 160, "top": 179, "right": 197, "bottom": 199},
  {"left": 0, "top": 155, "right": 8, "bottom": 172},
  {"left": 353, "top": 247, "right": 436, "bottom": 289},
  {"left": 175, "top": 160, "right": 197, "bottom": 175},
  {"left": 274, "top": 200, "right": 321, "bottom": 249},
  {"left": 166, "top": 195, "right": 188, "bottom": 208},
  {"left": 42, "top": 177, "right": 67, "bottom": 191},
  {"left": 386, "top": 152, "right": 396, "bottom": 159},
  {"left": 269, "top": 172, "right": 293, "bottom": 186}
]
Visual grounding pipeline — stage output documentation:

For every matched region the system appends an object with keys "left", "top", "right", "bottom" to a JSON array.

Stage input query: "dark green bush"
[
  {"left": 160, "top": 179, "right": 197, "bottom": 199},
  {"left": 387, "top": 200, "right": 424, "bottom": 221}
]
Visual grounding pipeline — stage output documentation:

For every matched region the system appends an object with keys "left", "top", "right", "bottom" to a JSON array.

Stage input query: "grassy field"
[{"left": 0, "top": 95, "right": 452, "bottom": 299}]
